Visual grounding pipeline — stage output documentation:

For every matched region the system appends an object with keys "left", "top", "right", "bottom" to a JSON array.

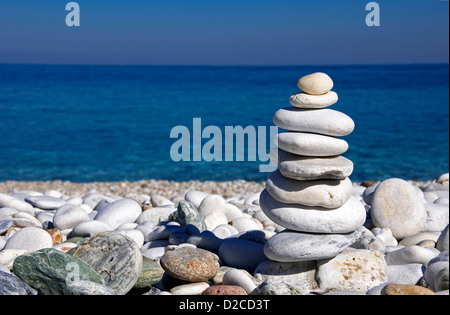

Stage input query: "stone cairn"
[{"left": 261, "top": 72, "right": 367, "bottom": 263}]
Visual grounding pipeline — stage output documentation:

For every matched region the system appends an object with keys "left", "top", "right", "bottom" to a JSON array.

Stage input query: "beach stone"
[
  {"left": 53, "top": 204, "right": 90, "bottom": 230},
  {"left": 423, "top": 203, "right": 449, "bottom": 232},
  {"left": 198, "top": 194, "right": 226, "bottom": 218},
  {"left": 219, "top": 238, "right": 266, "bottom": 272},
  {"left": 24, "top": 195, "right": 65, "bottom": 210},
  {"left": 12, "top": 248, "right": 104, "bottom": 295},
  {"left": 371, "top": 178, "right": 427, "bottom": 239},
  {"left": 0, "top": 271, "right": 36, "bottom": 295},
  {"left": 381, "top": 284, "right": 436, "bottom": 295},
  {"left": 297, "top": 72, "right": 334, "bottom": 95},
  {"left": 434, "top": 267, "right": 449, "bottom": 291},
  {"left": 399, "top": 232, "right": 441, "bottom": 247},
  {"left": 4, "top": 226, "right": 53, "bottom": 252},
  {"left": 384, "top": 246, "right": 437, "bottom": 266},
  {"left": 273, "top": 107, "right": 355, "bottom": 137},
  {"left": 186, "top": 231, "right": 223, "bottom": 253},
  {"left": 266, "top": 170, "right": 352, "bottom": 208},
  {"left": 425, "top": 173, "right": 449, "bottom": 192},
  {"left": 437, "top": 225, "right": 449, "bottom": 251},
  {"left": 253, "top": 277, "right": 311, "bottom": 295},
  {"left": 230, "top": 217, "right": 261, "bottom": 233},
  {"left": 222, "top": 268, "right": 257, "bottom": 294},
  {"left": 170, "top": 282, "right": 210, "bottom": 295},
  {"left": 386, "top": 264, "right": 425, "bottom": 285},
  {"left": 260, "top": 189, "right": 366, "bottom": 234},
  {"left": 47, "top": 228, "right": 62, "bottom": 245},
  {"left": 185, "top": 190, "right": 210, "bottom": 209},
  {"left": 316, "top": 249, "right": 387, "bottom": 293},
  {"left": 134, "top": 257, "right": 165, "bottom": 288},
  {"left": 275, "top": 132, "right": 348, "bottom": 157},
  {"left": 0, "top": 193, "right": 35, "bottom": 214},
  {"left": 94, "top": 198, "right": 142, "bottom": 229},
  {"left": 254, "top": 260, "right": 318, "bottom": 294},
  {"left": 115, "top": 229, "right": 144, "bottom": 247},
  {"left": 0, "top": 249, "right": 27, "bottom": 270},
  {"left": 169, "top": 200, "right": 207, "bottom": 232},
  {"left": 271, "top": 148, "right": 354, "bottom": 181},
  {"left": 70, "top": 232, "right": 143, "bottom": 295},
  {"left": 146, "top": 223, "right": 185, "bottom": 242},
  {"left": 0, "top": 219, "right": 12, "bottom": 234},
  {"left": 202, "top": 285, "right": 247, "bottom": 295},
  {"left": 213, "top": 224, "right": 239, "bottom": 239},
  {"left": 204, "top": 213, "right": 228, "bottom": 231},
  {"left": 136, "top": 206, "right": 175, "bottom": 226},
  {"left": 150, "top": 195, "right": 174, "bottom": 207},
  {"left": 289, "top": 91, "right": 338, "bottom": 109},
  {"left": 424, "top": 251, "right": 449, "bottom": 291},
  {"left": 10, "top": 212, "right": 41, "bottom": 228},
  {"left": 264, "top": 227, "right": 366, "bottom": 262},
  {"left": 160, "top": 247, "right": 220, "bottom": 282},
  {"left": 71, "top": 220, "right": 113, "bottom": 237},
  {"left": 65, "top": 280, "right": 115, "bottom": 295}
]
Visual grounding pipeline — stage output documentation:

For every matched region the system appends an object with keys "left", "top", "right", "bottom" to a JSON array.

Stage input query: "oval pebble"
[{"left": 4, "top": 227, "right": 53, "bottom": 252}]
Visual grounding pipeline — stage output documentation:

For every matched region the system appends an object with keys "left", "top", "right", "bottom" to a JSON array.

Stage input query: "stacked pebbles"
[{"left": 260, "top": 72, "right": 367, "bottom": 262}]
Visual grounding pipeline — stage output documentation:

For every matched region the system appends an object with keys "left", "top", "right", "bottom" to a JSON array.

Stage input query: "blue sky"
[{"left": 0, "top": 0, "right": 448, "bottom": 65}]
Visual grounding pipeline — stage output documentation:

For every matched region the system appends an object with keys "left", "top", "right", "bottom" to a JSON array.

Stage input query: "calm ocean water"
[{"left": 0, "top": 64, "right": 448, "bottom": 183}]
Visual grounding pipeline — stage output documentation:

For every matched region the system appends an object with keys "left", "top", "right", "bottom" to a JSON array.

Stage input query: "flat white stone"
[
  {"left": 4, "top": 227, "right": 53, "bottom": 252},
  {"left": 266, "top": 170, "right": 353, "bottom": 208},
  {"left": 184, "top": 190, "right": 210, "bottom": 209},
  {"left": 71, "top": 220, "right": 113, "bottom": 237},
  {"left": 264, "top": 227, "right": 366, "bottom": 262},
  {"left": 24, "top": 196, "right": 66, "bottom": 210},
  {"left": 289, "top": 91, "right": 338, "bottom": 109},
  {"left": 260, "top": 189, "right": 366, "bottom": 234},
  {"left": 297, "top": 72, "right": 334, "bottom": 95},
  {"left": 170, "top": 282, "right": 210, "bottom": 295},
  {"left": 0, "top": 193, "right": 35, "bottom": 214},
  {"left": 423, "top": 203, "right": 449, "bottom": 232},
  {"left": 271, "top": 148, "right": 353, "bottom": 180},
  {"left": 94, "top": 198, "right": 142, "bottom": 229},
  {"left": 273, "top": 107, "right": 355, "bottom": 137},
  {"left": 198, "top": 195, "right": 227, "bottom": 218},
  {"left": 371, "top": 178, "right": 427, "bottom": 239},
  {"left": 384, "top": 245, "right": 437, "bottom": 266},
  {"left": 275, "top": 132, "right": 348, "bottom": 157}
]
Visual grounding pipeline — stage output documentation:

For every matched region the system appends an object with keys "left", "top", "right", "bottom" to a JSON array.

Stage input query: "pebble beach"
[{"left": 1, "top": 73, "right": 449, "bottom": 296}]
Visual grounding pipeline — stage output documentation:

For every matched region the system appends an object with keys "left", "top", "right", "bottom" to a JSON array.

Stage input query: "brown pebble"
[
  {"left": 361, "top": 180, "right": 378, "bottom": 188},
  {"left": 47, "top": 228, "right": 62, "bottom": 245},
  {"left": 381, "top": 284, "right": 436, "bottom": 295},
  {"left": 202, "top": 285, "right": 248, "bottom": 295},
  {"left": 160, "top": 247, "right": 220, "bottom": 282}
]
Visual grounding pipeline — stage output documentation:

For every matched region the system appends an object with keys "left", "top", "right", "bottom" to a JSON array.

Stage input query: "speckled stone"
[
  {"left": 12, "top": 248, "right": 104, "bottom": 295},
  {"left": 202, "top": 285, "right": 247, "bottom": 295},
  {"left": 169, "top": 200, "right": 207, "bottom": 232},
  {"left": 160, "top": 247, "right": 220, "bottom": 282},
  {"left": 69, "top": 232, "right": 143, "bottom": 295},
  {"left": 0, "top": 271, "right": 36, "bottom": 295}
]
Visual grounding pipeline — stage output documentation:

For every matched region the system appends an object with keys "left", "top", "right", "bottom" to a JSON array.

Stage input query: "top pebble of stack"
[
  {"left": 297, "top": 72, "right": 334, "bottom": 95},
  {"left": 289, "top": 72, "right": 338, "bottom": 109}
]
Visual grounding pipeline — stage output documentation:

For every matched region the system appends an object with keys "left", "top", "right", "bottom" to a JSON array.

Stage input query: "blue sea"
[{"left": 0, "top": 64, "right": 448, "bottom": 183}]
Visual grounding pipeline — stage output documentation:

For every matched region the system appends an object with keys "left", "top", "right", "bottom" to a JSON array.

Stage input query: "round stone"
[
  {"left": 297, "top": 72, "right": 334, "bottom": 95},
  {"left": 381, "top": 284, "right": 436, "bottom": 295},
  {"left": 94, "top": 198, "right": 142, "bottom": 229},
  {"left": 160, "top": 247, "right": 220, "bottom": 282},
  {"left": 260, "top": 189, "right": 366, "bottom": 234},
  {"left": 53, "top": 204, "right": 90, "bottom": 230},
  {"left": 289, "top": 91, "right": 338, "bottom": 109},
  {"left": 275, "top": 132, "right": 349, "bottom": 157},
  {"left": 264, "top": 227, "right": 366, "bottom": 262},
  {"left": 271, "top": 148, "right": 354, "bottom": 181},
  {"left": 371, "top": 178, "right": 427, "bottom": 239},
  {"left": 70, "top": 232, "right": 143, "bottom": 295},
  {"left": 169, "top": 200, "right": 207, "bottom": 232},
  {"left": 0, "top": 271, "right": 35, "bottom": 295},
  {"left": 273, "top": 107, "right": 355, "bottom": 137},
  {"left": 266, "top": 170, "right": 353, "bottom": 208},
  {"left": 134, "top": 257, "right": 165, "bottom": 288},
  {"left": 4, "top": 226, "right": 53, "bottom": 252}
]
